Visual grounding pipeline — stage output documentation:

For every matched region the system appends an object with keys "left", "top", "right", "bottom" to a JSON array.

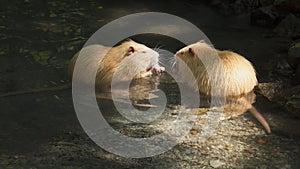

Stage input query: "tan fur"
[
  {"left": 68, "top": 40, "right": 160, "bottom": 91},
  {"left": 0, "top": 40, "right": 161, "bottom": 97},
  {"left": 176, "top": 42, "right": 257, "bottom": 97},
  {"left": 175, "top": 41, "right": 271, "bottom": 133}
]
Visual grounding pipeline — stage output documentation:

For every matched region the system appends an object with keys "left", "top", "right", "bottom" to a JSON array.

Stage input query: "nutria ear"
[
  {"left": 199, "top": 39, "right": 205, "bottom": 43},
  {"left": 127, "top": 46, "right": 135, "bottom": 56},
  {"left": 188, "top": 48, "right": 195, "bottom": 56}
]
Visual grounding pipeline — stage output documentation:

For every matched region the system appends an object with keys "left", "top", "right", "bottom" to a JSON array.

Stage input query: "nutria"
[
  {"left": 174, "top": 40, "right": 271, "bottom": 133},
  {"left": 0, "top": 40, "right": 164, "bottom": 97},
  {"left": 69, "top": 39, "right": 164, "bottom": 92}
]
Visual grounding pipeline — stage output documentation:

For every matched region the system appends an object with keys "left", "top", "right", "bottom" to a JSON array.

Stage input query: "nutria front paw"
[{"left": 152, "top": 64, "right": 165, "bottom": 75}]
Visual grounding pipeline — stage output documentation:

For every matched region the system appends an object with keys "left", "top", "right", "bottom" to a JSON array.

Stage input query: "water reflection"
[{"left": 95, "top": 74, "right": 179, "bottom": 138}]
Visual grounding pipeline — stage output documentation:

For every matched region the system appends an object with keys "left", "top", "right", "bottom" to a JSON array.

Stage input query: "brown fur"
[{"left": 175, "top": 41, "right": 271, "bottom": 133}]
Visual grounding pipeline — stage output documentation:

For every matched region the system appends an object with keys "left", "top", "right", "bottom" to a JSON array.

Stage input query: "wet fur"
[
  {"left": 69, "top": 40, "right": 160, "bottom": 91},
  {"left": 176, "top": 42, "right": 257, "bottom": 96},
  {"left": 175, "top": 41, "right": 271, "bottom": 133},
  {"left": 0, "top": 40, "right": 160, "bottom": 97}
]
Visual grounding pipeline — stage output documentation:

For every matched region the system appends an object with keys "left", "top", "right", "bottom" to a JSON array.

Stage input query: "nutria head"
[{"left": 96, "top": 40, "right": 164, "bottom": 91}]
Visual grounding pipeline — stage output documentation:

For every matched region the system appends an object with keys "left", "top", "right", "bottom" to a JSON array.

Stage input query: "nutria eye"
[
  {"left": 180, "top": 52, "right": 183, "bottom": 55},
  {"left": 141, "top": 51, "right": 146, "bottom": 53}
]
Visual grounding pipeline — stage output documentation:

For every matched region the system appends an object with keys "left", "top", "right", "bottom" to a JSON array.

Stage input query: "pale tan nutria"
[
  {"left": 175, "top": 40, "right": 271, "bottom": 133},
  {"left": 0, "top": 40, "right": 164, "bottom": 97},
  {"left": 69, "top": 39, "right": 164, "bottom": 92}
]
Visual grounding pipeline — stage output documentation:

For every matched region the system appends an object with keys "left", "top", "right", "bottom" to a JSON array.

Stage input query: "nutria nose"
[{"left": 146, "top": 67, "right": 152, "bottom": 72}]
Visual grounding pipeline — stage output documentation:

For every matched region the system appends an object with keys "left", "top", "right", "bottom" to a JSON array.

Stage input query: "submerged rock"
[
  {"left": 261, "top": 0, "right": 275, "bottom": 6},
  {"left": 251, "top": 6, "right": 278, "bottom": 28},
  {"left": 294, "top": 65, "right": 300, "bottom": 85},
  {"left": 285, "top": 92, "right": 300, "bottom": 117},
  {"left": 274, "top": 14, "right": 300, "bottom": 38},
  {"left": 273, "top": 0, "right": 300, "bottom": 14},
  {"left": 256, "top": 82, "right": 300, "bottom": 117},
  {"left": 287, "top": 42, "right": 300, "bottom": 69},
  {"left": 287, "top": 42, "right": 300, "bottom": 84},
  {"left": 255, "top": 82, "right": 284, "bottom": 101}
]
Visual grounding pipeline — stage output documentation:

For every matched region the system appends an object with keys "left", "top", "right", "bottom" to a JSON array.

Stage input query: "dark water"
[{"left": 0, "top": 0, "right": 299, "bottom": 168}]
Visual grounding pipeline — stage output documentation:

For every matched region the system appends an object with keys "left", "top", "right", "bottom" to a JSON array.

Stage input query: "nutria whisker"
[
  {"left": 170, "top": 60, "right": 177, "bottom": 70},
  {"left": 168, "top": 57, "right": 176, "bottom": 65}
]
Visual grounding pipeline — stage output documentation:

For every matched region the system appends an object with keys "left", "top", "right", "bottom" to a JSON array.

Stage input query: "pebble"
[{"left": 210, "top": 159, "right": 225, "bottom": 168}]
